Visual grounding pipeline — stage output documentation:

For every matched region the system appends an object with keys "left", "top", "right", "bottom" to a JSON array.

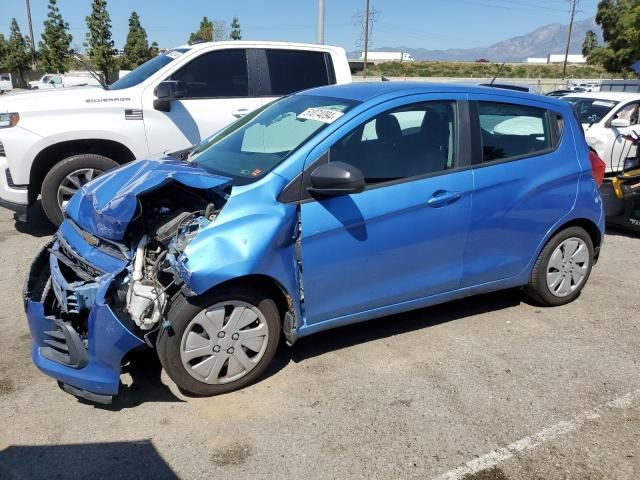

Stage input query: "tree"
[
  {"left": 582, "top": 30, "right": 599, "bottom": 57},
  {"left": 149, "top": 41, "right": 159, "bottom": 58},
  {"left": 587, "top": 0, "right": 640, "bottom": 72},
  {"left": 85, "top": 0, "right": 115, "bottom": 83},
  {"left": 39, "top": 0, "right": 73, "bottom": 73},
  {"left": 4, "top": 19, "right": 32, "bottom": 86},
  {"left": 121, "top": 11, "right": 150, "bottom": 69},
  {"left": 230, "top": 16, "right": 241, "bottom": 40},
  {"left": 189, "top": 16, "right": 213, "bottom": 43},
  {"left": 0, "top": 34, "right": 6, "bottom": 68}
]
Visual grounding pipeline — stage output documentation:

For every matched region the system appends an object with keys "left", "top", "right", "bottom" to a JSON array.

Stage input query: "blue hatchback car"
[{"left": 25, "top": 83, "right": 604, "bottom": 402}]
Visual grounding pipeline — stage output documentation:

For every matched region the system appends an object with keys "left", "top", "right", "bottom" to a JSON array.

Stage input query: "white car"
[
  {"left": 0, "top": 41, "right": 351, "bottom": 225},
  {"left": 0, "top": 73, "right": 12, "bottom": 94},
  {"left": 563, "top": 92, "right": 640, "bottom": 173}
]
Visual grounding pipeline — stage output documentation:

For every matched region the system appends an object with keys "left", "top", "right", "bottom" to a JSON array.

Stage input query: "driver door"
[
  {"left": 299, "top": 97, "right": 473, "bottom": 325},
  {"left": 142, "top": 48, "right": 263, "bottom": 156},
  {"left": 607, "top": 102, "right": 640, "bottom": 172}
]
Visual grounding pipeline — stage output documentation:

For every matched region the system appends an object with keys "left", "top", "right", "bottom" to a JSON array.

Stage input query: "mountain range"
[{"left": 352, "top": 17, "right": 603, "bottom": 62}]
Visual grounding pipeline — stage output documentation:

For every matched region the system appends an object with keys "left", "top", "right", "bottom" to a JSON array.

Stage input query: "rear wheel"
[
  {"left": 524, "top": 226, "right": 594, "bottom": 306},
  {"left": 157, "top": 288, "right": 281, "bottom": 396},
  {"left": 40, "top": 154, "right": 119, "bottom": 226}
]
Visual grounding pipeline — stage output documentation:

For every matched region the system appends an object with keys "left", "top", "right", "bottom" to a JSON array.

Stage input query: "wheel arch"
[
  {"left": 195, "top": 273, "right": 294, "bottom": 327},
  {"left": 28, "top": 139, "right": 136, "bottom": 203}
]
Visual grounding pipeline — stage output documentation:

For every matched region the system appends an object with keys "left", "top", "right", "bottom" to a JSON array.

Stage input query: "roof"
[
  {"left": 564, "top": 91, "right": 639, "bottom": 101},
  {"left": 174, "top": 40, "right": 343, "bottom": 53},
  {"left": 300, "top": 81, "right": 562, "bottom": 104}
]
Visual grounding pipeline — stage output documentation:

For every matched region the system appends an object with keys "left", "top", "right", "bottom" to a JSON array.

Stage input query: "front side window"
[
  {"left": 190, "top": 95, "right": 358, "bottom": 180},
  {"left": 478, "top": 102, "right": 551, "bottom": 163},
  {"left": 329, "top": 101, "right": 457, "bottom": 185},
  {"left": 265, "top": 49, "right": 332, "bottom": 95},
  {"left": 169, "top": 49, "right": 249, "bottom": 98},
  {"left": 614, "top": 102, "right": 640, "bottom": 125}
]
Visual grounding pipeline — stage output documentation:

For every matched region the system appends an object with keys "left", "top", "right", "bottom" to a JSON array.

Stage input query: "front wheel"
[
  {"left": 524, "top": 226, "right": 594, "bottom": 306},
  {"left": 157, "top": 288, "right": 281, "bottom": 396},
  {"left": 40, "top": 154, "right": 119, "bottom": 226}
]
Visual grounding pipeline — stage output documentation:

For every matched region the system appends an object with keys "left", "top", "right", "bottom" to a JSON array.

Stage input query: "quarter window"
[
  {"left": 478, "top": 102, "right": 551, "bottom": 162},
  {"left": 329, "top": 101, "right": 457, "bottom": 185},
  {"left": 169, "top": 49, "right": 249, "bottom": 98},
  {"left": 265, "top": 49, "right": 332, "bottom": 95}
]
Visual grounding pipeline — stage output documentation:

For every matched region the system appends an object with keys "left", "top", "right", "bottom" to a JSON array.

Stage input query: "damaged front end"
[{"left": 24, "top": 159, "right": 231, "bottom": 403}]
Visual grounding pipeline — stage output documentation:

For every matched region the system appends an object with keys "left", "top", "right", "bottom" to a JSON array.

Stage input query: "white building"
[
  {"left": 525, "top": 57, "right": 548, "bottom": 64},
  {"left": 548, "top": 54, "right": 587, "bottom": 64}
]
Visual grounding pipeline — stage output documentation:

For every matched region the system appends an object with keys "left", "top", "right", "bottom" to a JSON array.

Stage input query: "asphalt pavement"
[{"left": 0, "top": 203, "right": 638, "bottom": 480}]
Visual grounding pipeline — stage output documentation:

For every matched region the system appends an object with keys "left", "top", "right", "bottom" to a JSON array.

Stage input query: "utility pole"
[
  {"left": 316, "top": 0, "right": 325, "bottom": 44},
  {"left": 25, "top": 0, "right": 37, "bottom": 70},
  {"left": 363, "top": 0, "right": 370, "bottom": 78},
  {"left": 562, "top": 0, "right": 579, "bottom": 78}
]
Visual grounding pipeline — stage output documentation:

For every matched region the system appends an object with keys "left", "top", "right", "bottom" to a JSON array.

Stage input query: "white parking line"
[{"left": 432, "top": 389, "right": 640, "bottom": 480}]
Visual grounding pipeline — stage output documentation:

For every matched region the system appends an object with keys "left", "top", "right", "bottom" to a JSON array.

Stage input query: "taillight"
[{"left": 589, "top": 150, "right": 605, "bottom": 187}]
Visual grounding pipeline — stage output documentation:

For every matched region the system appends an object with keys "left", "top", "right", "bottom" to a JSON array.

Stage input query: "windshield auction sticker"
[
  {"left": 297, "top": 108, "right": 344, "bottom": 124},
  {"left": 592, "top": 100, "right": 616, "bottom": 107},
  {"left": 166, "top": 50, "right": 183, "bottom": 59}
]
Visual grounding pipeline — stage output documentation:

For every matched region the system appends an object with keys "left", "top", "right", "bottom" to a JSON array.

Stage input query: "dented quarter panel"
[
  {"left": 64, "top": 159, "right": 232, "bottom": 241},
  {"left": 177, "top": 173, "right": 303, "bottom": 328}
]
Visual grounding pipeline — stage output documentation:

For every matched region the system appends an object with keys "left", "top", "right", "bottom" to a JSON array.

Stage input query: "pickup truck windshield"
[
  {"left": 109, "top": 49, "right": 189, "bottom": 90},
  {"left": 190, "top": 95, "right": 359, "bottom": 181}
]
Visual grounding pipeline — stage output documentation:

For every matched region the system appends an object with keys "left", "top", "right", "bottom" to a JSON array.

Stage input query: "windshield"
[
  {"left": 563, "top": 97, "right": 619, "bottom": 124},
  {"left": 190, "top": 95, "right": 359, "bottom": 180},
  {"left": 109, "top": 49, "right": 189, "bottom": 90}
]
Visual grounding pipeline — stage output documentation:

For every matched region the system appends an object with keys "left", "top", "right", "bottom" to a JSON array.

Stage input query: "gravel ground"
[{"left": 0, "top": 204, "right": 638, "bottom": 480}]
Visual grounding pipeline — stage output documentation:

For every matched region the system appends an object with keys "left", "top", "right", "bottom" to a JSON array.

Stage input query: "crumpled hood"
[{"left": 65, "top": 159, "right": 231, "bottom": 241}]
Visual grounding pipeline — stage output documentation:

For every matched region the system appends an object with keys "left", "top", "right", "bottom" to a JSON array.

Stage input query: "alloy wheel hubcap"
[
  {"left": 180, "top": 301, "right": 269, "bottom": 385},
  {"left": 57, "top": 168, "right": 103, "bottom": 209},
  {"left": 546, "top": 237, "right": 589, "bottom": 298}
]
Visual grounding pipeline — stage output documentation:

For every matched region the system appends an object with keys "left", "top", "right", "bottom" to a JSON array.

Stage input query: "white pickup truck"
[
  {"left": 29, "top": 73, "right": 102, "bottom": 90},
  {"left": 0, "top": 41, "right": 351, "bottom": 225}
]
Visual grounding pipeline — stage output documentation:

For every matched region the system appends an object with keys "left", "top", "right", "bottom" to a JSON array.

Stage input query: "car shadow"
[
  {"left": 90, "top": 289, "right": 524, "bottom": 406},
  {"left": 13, "top": 200, "right": 56, "bottom": 238},
  {"left": 288, "top": 288, "right": 523, "bottom": 363},
  {"left": 605, "top": 224, "right": 640, "bottom": 239},
  {"left": 0, "top": 440, "right": 179, "bottom": 479}
]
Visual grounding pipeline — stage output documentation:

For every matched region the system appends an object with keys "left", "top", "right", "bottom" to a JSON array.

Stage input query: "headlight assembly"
[{"left": 0, "top": 113, "right": 19, "bottom": 128}]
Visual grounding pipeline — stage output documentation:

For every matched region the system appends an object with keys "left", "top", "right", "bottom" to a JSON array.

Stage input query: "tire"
[
  {"left": 524, "top": 226, "right": 595, "bottom": 306},
  {"left": 40, "top": 153, "right": 119, "bottom": 226},
  {"left": 157, "top": 288, "right": 281, "bottom": 396}
]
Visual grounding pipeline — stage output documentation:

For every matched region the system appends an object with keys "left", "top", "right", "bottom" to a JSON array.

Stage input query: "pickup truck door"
[{"left": 141, "top": 48, "right": 263, "bottom": 156}]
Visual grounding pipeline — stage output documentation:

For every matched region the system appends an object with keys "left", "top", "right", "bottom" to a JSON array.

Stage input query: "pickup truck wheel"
[
  {"left": 41, "top": 154, "right": 119, "bottom": 226},
  {"left": 157, "top": 289, "right": 281, "bottom": 396}
]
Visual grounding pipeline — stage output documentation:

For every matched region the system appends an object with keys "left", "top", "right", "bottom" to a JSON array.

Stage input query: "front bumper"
[{"left": 24, "top": 231, "right": 144, "bottom": 402}]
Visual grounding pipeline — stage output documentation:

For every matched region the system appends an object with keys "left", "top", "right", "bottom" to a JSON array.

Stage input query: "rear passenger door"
[
  {"left": 256, "top": 48, "right": 336, "bottom": 106},
  {"left": 461, "top": 96, "right": 577, "bottom": 288}
]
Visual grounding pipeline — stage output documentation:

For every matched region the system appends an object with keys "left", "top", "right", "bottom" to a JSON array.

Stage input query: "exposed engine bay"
[{"left": 108, "top": 184, "right": 226, "bottom": 332}]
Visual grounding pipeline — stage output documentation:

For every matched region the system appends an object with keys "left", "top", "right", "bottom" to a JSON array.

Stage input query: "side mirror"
[
  {"left": 307, "top": 161, "right": 365, "bottom": 197},
  {"left": 153, "top": 81, "right": 180, "bottom": 112},
  {"left": 611, "top": 117, "right": 631, "bottom": 128}
]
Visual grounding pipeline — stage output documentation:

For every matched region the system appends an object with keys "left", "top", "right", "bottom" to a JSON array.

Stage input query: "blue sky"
[{"left": 1, "top": 0, "right": 600, "bottom": 52}]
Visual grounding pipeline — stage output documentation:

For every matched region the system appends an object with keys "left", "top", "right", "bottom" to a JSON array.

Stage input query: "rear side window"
[
  {"left": 478, "top": 102, "right": 552, "bottom": 162},
  {"left": 265, "top": 50, "right": 333, "bottom": 95}
]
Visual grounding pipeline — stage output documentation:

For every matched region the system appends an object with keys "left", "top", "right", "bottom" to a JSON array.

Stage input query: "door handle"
[
  {"left": 232, "top": 108, "right": 250, "bottom": 118},
  {"left": 427, "top": 190, "right": 463, "bottom": 208}
]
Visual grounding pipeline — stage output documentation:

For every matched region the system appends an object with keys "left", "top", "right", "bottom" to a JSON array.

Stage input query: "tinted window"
[
  {"left": 329, "top": 101, "right": 457, "bottom": 184},
  {"left": 265, "top": 49, "right": 331, "bottom": 95},
  {"left": 170, "top": 49, "right": 249, "bottom": 98},
  {"left": 478, "top": 102, "right": 551, "bottom": 162}
]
